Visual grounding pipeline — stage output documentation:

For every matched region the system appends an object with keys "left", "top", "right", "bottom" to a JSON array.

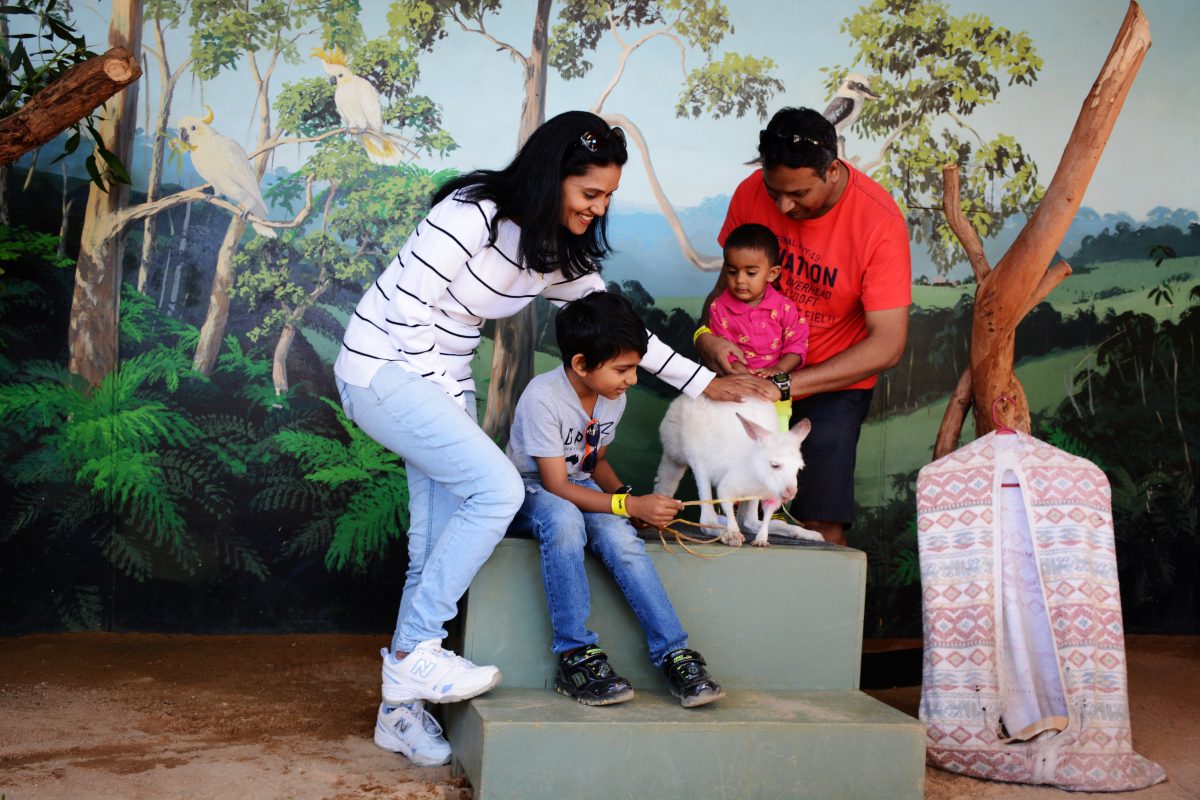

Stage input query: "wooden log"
[
  {"left": 941, "top": 164, "right": 992, "bottom": 283},
  {"left": 933, "top": 367, "right": 974, "bottom": 459},
  {"left": 0, "top": 47, "right": 142, "bottom": 166},
  {"left": 969, "top": 1, "right": 1149, "bottom": 436}
]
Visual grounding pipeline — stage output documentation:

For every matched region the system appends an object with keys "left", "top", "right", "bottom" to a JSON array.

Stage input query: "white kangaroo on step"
[{"left": 654, "top": 396, "right": 823, "bottom": 547}]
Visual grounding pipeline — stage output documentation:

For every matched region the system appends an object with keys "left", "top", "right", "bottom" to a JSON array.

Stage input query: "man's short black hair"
[
  {"left": 723, "top": 223, "right": 780, "bottom": 266},
  {"left": 758, "top": 107, "right": 838, "bottom": 173},
  {"left": 555, "top": 291, "right": 649, "bottom": 370}
]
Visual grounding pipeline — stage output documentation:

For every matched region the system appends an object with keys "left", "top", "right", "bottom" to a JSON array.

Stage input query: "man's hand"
[
  {"left": 626, "top": 494, "right": 683, "bottom": 529},
  {"left": 695, "top": 332, "right": 746, "bottom": 375},
  {"left": 702, "top": 374, "right": 777, "bottom": 402}
]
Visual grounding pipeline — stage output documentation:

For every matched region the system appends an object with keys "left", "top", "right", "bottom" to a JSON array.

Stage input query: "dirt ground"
[{"left": 0, "top": 633, "right": 1195, "bottom": 800}]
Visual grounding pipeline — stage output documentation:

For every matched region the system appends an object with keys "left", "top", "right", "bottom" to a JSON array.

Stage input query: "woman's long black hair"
[{"left": 431, "top": 111, "right": 628, "bottom": 280}]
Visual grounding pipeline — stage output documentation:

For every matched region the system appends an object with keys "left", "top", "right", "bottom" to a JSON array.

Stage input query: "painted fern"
[{"left": 273, "top": 399, "right": 408, "bottom": 571}]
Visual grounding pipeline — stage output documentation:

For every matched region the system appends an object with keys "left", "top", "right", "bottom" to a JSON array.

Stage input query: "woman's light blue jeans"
[
  {"left": 509, "top": 478, "right": 688, "bottom": 667},
  {"left": 337, "top": 363, "right": 524, "bottom": 655}
]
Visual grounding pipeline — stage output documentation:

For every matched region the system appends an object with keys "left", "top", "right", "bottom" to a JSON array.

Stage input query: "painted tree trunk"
[
  {"left": 192, "top": 218, "right": 245, "bottom": 374},
  {"left": 136, "top": 22, "right": 185, "bottom": 293},
  {"left": 272, "top": 321, "right": 296, "bottom": 396},
  {"left": 0, "top": 165, "right": 10, "bottom": 226},
  {"left": 57, "top": 184, "right": 73, "bottom": 259},
  {"left": 192, "top": 52, "right": 276, "bottom": 376},
  {"left": 23, "top": 147, "right": 38, "bottom": 190},
  {"left": 481, "top": 0, "right": 550, "bottom": 443},
  {"left": 67, "top": 1, "right": 143, "bottom": 388}
]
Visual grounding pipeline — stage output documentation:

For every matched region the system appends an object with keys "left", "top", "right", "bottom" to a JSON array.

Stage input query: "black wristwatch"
[
  {"left": 615, "top": 484, "right": 633, "bottom": 495},
  {"left": 770, "top": 372, "right": 791, "bottom": 401}
]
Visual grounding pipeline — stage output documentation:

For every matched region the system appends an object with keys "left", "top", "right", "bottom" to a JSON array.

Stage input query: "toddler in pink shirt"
[{"left": 707, "top": 223, "right": 809, "bottom": 428}]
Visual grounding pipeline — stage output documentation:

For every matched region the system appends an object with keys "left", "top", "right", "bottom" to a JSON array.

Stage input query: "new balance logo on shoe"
[
  {"left": 374, "top": 702, "right": 452, "bottom": 767},
  {"left": 380, "top": 640, "right": 502, "bottom": 704},
  {"left": 409, "top": 658, "right": 438, "bottom": 680}
]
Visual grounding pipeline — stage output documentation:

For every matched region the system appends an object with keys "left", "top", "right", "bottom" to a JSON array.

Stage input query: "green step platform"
[{"left": 443, "top": 537, "right": 925, "bottom": 799}]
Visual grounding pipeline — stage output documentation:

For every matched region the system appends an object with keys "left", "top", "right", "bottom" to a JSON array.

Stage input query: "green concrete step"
[
  {"left": 444, "top": 687, "right": 926, "bottom": 800},
  {"left": 460, "top": 537, "right": 867, "bottom": 692}
]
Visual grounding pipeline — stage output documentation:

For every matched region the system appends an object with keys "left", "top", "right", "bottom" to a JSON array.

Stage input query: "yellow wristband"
[
  {"left": 611, "top": 493, "right": 630, "bottom": 517},
  {"left": 692, "top": 325, "right": 712, "bottom": 346}
]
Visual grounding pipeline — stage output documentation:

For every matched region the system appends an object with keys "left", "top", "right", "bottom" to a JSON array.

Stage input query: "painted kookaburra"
[
  {"left": 822, "top": 73, "right": 881, "bottom": 135},
  {"left": 312, "top": 46, "right": 408, "bottom": 166},
  {"left": 177, "top": 106, "right": 276, "bottom": 238}
]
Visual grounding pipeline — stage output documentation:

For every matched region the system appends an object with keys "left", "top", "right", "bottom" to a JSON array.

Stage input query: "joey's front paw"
[
  {"left": 719, "top": 527, "right": 744, "bottom": 547},
  {"left": 751, "top": 534, "right": 770, "bottom": 547}
]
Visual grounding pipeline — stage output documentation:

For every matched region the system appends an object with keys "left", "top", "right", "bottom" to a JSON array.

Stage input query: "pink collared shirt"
[{"left": 708, "top": 285, "right": 809, "bottom": 372}]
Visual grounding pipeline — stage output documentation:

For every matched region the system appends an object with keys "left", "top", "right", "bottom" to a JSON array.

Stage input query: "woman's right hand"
[
  {"left": 695, "top": 331, "right": 746, "bottom": 375},
  {"left": 626, "top": 494, "right": 683, "bottom": 529}
]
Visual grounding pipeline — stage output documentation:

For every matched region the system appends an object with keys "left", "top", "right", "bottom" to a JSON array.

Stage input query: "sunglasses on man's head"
[
  {"left": 759, "top": 129, "right": 827, "bottom": 153},
  {"left": 578, "top": 127, "right": 627, "bottom": 154},
  {"left": 581, "top": 418, "right": 601, "bottom": 473}
]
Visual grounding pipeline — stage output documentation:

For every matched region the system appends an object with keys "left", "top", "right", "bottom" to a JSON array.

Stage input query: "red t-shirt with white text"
[{"left": 718, "top": 164, "right": 911, "bottom": 391}]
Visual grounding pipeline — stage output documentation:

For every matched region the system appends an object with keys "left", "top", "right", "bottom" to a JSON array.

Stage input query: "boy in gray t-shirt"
[{"left": 506, "top": 291, "right": 724, "bottom": 708}]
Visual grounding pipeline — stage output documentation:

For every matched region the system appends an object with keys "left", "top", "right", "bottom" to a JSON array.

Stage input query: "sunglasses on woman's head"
[
  {"left": 578, "top": 127, "right": 627, "bottom": 154},
  {"left": 581, "top": 418, "right": 601, "bottom": 473},
  {"left": 759, "top": 129, "right": 827, "bottom": 154}
]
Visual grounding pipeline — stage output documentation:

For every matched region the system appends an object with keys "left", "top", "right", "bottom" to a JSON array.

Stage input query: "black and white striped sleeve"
[
  {"left": 387, "top": 196, "right": 489, "bottom": 392},
  {"left": 542, "top": 272, "right": 714, "bottom": 399}
]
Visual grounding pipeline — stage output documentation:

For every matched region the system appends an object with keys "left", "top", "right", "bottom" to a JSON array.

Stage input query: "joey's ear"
[
  {"left": 736, "top": 412, "right": 771, "bottom": 442},
  {"left": 790, "top": 417, "right": 812, "bottom": 442}
]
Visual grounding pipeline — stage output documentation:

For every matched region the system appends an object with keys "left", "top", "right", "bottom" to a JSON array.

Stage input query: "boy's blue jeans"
[
  {"left": 510, "top": 478, "right": 688, "bottom": 667},
  {"left": 337, "top": 364, "right": 525, "bottom": 655}
]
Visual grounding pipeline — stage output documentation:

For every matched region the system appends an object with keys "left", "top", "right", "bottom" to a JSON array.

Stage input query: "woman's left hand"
[{"left": 702, "top": 374, "right": 777, "bottom": 402}]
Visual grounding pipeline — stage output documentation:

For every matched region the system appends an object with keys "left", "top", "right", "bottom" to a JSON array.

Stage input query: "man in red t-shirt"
[{"left": 696, "top": 107, "right": 911, "bottom": 546}]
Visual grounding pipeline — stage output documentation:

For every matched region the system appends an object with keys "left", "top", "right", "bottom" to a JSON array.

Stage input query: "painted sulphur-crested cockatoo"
[
  {"left": 312, "top": 46, "right": 408, "bottom": 166},
  {"left": 177, "top": 106, "right": 276, "bottom": 238}
]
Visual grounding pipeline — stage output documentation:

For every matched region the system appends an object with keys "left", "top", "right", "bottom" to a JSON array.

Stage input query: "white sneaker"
[
  {"left": 381, "top": 640, "right": 502, "bottom": 704},
  {"left": 373, "top": 701, "right": 453, "bottom": 767}
]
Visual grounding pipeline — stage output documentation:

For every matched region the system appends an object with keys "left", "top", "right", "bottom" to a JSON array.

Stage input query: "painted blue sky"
[{"left": 65, "top": 0, "right": 1199, "bottom": 219}]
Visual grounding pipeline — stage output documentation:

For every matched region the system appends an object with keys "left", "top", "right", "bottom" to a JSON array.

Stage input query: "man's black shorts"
[{"left": 788, "top": 388, "right": 873, "bottom": 528}]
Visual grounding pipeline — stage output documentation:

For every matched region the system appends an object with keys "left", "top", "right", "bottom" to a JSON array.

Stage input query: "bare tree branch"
[
  {"left": 856, "top": 118, "right": 909, "bottom": 173},
  {"left": 592, "top": 10, "right": 687, "bottom": 113},
  {"left": 600, "top": 112, "right": 721, "bottom": 270},
  {"left": 100, "top": 126, "right": 354, "bottom": 240},
  {"left": 452, "top": 9, "right": 530, "bottom": 69}
]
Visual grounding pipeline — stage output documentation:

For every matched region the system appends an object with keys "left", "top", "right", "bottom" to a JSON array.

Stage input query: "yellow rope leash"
[{"left": 652, "top": 495, "right": 768, "bottom": 559}]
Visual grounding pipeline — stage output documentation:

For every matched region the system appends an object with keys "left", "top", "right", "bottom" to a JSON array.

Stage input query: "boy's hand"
[
  {"left": 625, "top": 494, "right": 683, "bottom": 529},
  {"left": 751, "top": 368, "right": 779, "bottom": 379}
]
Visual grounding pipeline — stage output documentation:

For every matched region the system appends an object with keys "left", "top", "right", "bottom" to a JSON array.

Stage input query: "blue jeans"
[
  {"left": 509, "top": 479, "right": 688, "bottom": 667},
  {"left": 337, "top": 364, "right": 524, "bottom": 654}
]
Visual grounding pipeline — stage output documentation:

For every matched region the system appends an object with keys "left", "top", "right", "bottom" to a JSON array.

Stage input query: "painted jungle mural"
[{"left": 1, "top": 0, "right": 1196, "bottom": 637}]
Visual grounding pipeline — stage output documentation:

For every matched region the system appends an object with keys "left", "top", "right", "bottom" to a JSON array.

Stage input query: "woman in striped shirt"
[{"left": 334, "top": 110, "right": 770, "bottom": 766}]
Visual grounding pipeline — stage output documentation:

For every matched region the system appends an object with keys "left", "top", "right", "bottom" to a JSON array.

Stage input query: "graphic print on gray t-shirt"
[{"left": 506, "top": 365, "right": 626, "bottom": 480}]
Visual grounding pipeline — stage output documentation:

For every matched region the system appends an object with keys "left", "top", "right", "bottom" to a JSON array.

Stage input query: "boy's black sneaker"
[
  {"left": 554, "top": 645, "right": 635, "bottom": 706},
  {"left": 662, "top": 648, "right": 725, "bottom": 708}
]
